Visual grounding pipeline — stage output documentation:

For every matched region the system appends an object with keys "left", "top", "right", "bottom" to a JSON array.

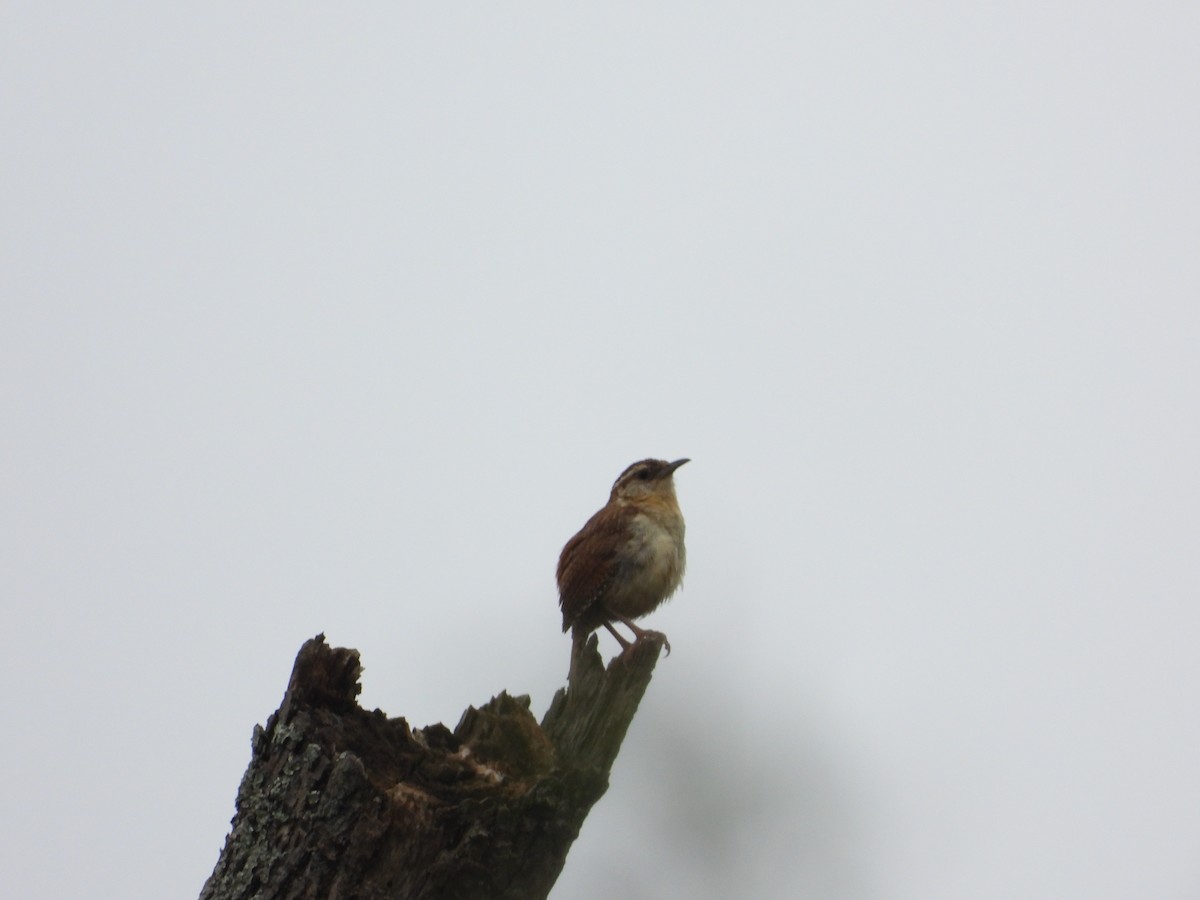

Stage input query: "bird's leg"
[
  {"left": 613, "top": 613, "right": 671, "bottom": 657},
  {"left": 602, "top": 621, "right": 634, "bottom": 653}
]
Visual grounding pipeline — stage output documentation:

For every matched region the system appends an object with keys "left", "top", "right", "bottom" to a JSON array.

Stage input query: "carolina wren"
[{"left": 557, "top": 458, "right": 689, "bottom": 655}]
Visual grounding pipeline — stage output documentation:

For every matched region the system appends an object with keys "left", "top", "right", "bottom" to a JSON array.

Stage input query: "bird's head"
[{"left": 608, "top": 458, "right": 690, "bottom": 505}]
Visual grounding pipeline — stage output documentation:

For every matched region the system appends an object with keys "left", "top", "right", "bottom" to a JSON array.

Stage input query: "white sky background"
[{"left": 2, "top": 3, "right": 1198, "bottom": 898}]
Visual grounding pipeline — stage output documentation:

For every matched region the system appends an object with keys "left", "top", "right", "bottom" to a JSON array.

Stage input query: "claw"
[{"left": 645, "top": 630, "right": 671, "bottom": 657}]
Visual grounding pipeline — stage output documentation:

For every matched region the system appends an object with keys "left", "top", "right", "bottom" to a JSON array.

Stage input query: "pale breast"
[{"left": 607, "top": 510, "right": 686, "bottom": 618}]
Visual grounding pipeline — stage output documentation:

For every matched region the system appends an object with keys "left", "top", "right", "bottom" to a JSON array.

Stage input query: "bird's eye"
[{"left": 636, "top": 469, "right": 652, "bottom": 480}]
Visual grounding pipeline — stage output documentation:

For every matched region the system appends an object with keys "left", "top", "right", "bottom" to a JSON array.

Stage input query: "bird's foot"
[
  {"left": 611, "top": 614, "right": 671, "bottom": 659},
  {"left": 646, "top": 630, "right": 671, "bottom": 657},
  {"left": 624, "top": 630, "right": 669, "bottom": 660}
]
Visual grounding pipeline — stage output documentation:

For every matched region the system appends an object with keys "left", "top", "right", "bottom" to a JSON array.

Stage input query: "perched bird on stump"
[{"left": 557, "top": 458, "right": 689, "bottom": 655}]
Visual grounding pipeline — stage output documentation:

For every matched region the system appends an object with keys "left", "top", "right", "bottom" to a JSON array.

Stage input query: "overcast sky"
[{"left": 3, "top": 4, "right": 1198, "bottom": 899}]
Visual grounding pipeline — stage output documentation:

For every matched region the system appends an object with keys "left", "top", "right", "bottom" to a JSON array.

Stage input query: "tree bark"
[{"left": 200, "top": 632, "right": 665, "bottom": 900}]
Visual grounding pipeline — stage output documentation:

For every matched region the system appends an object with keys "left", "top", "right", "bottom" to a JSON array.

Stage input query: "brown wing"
[{"left": 556, "top": 504, "right": 633, "bottom": 632}]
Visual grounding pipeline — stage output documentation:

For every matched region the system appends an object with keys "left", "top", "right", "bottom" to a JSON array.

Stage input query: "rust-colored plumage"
[{"left": 557, "top": 458, "right": 688, "bottom": 654}]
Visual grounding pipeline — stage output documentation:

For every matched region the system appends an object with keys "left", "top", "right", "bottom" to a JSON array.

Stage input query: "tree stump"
[{"left": 200, "top": 632, "right": 665, "bottom": 900}]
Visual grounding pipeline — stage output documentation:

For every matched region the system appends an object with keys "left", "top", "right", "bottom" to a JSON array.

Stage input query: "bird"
[{"left": 557, "top": 458, "right": 689, "bottom": 656}]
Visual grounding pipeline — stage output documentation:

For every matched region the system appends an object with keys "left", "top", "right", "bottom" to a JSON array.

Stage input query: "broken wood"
[{"left": 200, "top": 632, "right": 665, "bottom": 900}]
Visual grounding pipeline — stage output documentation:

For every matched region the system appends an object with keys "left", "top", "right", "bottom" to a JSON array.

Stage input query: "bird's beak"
[{"left": 663, "top": 458, "right": 690, "bottom": 477}]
